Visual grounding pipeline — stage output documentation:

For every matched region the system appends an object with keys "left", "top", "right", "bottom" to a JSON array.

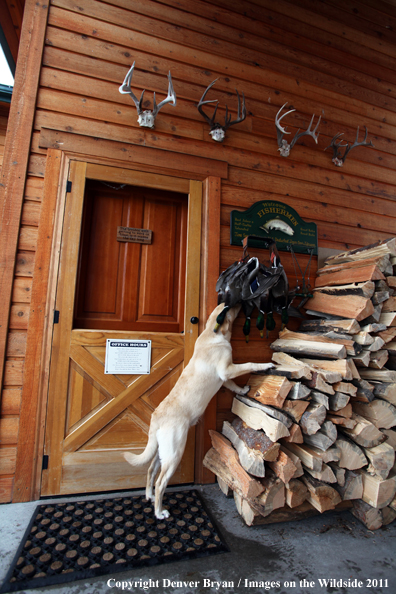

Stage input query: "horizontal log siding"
[{"left": 2, "top": 0, "right": 396, "bottom": 499}]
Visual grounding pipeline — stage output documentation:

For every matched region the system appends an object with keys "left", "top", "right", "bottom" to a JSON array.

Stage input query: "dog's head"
[{"left": 207, "top": 303, "right": 241, "bottom": 335}]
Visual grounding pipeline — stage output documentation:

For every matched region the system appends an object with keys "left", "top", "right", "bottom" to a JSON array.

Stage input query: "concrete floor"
[{"left": 0, "top": 484, "right": 395, "bottom": 594}]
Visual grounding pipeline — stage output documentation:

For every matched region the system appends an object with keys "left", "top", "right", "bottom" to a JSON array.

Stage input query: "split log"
[
  {"left": 203, "top": 448, "right": 253, "bottom": 498},
  {"left": 313, "top": 281, "right": 375, "bottom": 299},
  {"left": 252, "top": 471, "right": 286, "bottom": 517},
  {"left": 280, "top": 445, "right": 303, "bottom": 478},
  {"left": 282, "top": 399, "right": 310, "bottom": 423},
  {"left": 306, "top": 375, "right": 335, "bottom": 396},
  {"left": 387, "top": 276, "right": 396, "bottom": 289},
  {"left": 361, "top": 303, "right": 383, "bottom": 325},
  {"left": 208, "top": 431, "right": 264, "bottom": 500},
  {"left": 334, "top": 470, "right": 363, "bottom": 500},
  {"left": 353, "top": 331, "right": 374, "bottom": 346},
  {"left": 233, "top": 491, "right": 261, "bottom": 526},
  {"left": 323, "top": 239, "right": 396, "bottom": 264},
  {"left": 300, "top": 403, "right": 327, "bottom": 435},
  {"left": 351, "top": 351, "right": 371, "bottom": 367},
  {"left": 361, "top": 323, "right": 387, "bottom": 333},
  {"left": 285, "top": 479, "right": 308, "bottom": 508},
  {"left": 352, "top": 400, "right": 396, "bottom": 429},
  {"left": 360, "top": 470, "right": 396, "bottom": 509},
  {"left": 236, "top": 395, "right": 293, "bottom": 427},
  {"left": 365, "top": 443, "right": 395, "bottom": 480},
  {"left": 222, "top": 421, "right": 265, "bottom": 477},
  {"left": 332, "top": 381, "right": 357, "bottom": 396},
  {"left": 382, "top": 429, "right": 396, "bottom": 449},
  {"left": 342, "top": 413, "right": 387, "bottom": 448},
  {"left": 329, "top": 463, "right": 346, "bottom": 487},
  {"left": 352, "top": 379, "right": 375, "bottom": 402},
  {"left": 390, "top": 495, "right": 396, "bottom": 512},
  {"left": 315, "top": 265, "right": 385, "bottom": 288},
  {"left": 231, "top": 418, "right": 280, "bottom": 461},
  {"left": 231, "top": 397, "right": 290, "bottom": 442},
  {"left": 381, "top": 506, "right": 396, "bottom": 526},
  {"left": 351, "top": 500, "right": 382, "bottom": 530},
  {"left": 363, "top": 336, "right": 385, "bottom": 351},
  {"left": 369, "top": 350, "right": 389, "bottom": 369},
  {"left": 377, "top": 327, "right": 396, "bottom": 344},
  {"left": 310, "top": 391, "right": 329, "bottom": 409},
  {"left": 304, "top": 293, "right": 374, "bottom": 322},
  {"left": 287, "top": 381, "right": 311, "bottom": 400},
  {"left": 336, "top": 436, "right": 367, "bottom": 470},
  {"left": 329, "top": 392, "right": 350, "bottom": 412},
  {"left": 302, "top": 475, "right": 341, "bottom": 512},
  {"left": 246, "top": 374, "right": 292, "bottom": 408},
  {"left": 327, "top": 413, "right": 357, "bottom": 429},
  {"left": 217, "top": 477, "right": 232, "bottom": 498},
  {"left": 270, "top": 338, "right": 346, "bottom": 360},
  {"left": 382, "top": 296, "right": 396, "bottom": 313},
  {"left": 379, "top": 312, "right": 396, "bottom": 327},
  {"left": 268, "top": 450, "right": 298, "bottom": 484},
  {"left": 270, "top": 354, "right": 312, "bottom": 380},
  {"left": 372, "top": 291, "right": 390, "bottom": 306},
  {"left": 359, "top": 368, "right": 396, "bottom": 382},
  {"left": 329, "top": 403, "right": 352, "bottom": 418},
  {"left": 278, "top": 328, "right": 359, "bottom": 358},
  {"left": 302, "top": 444, "right": 340, "bottom": 464},
  {"left": 299, "top": 318, "right": 360, "bottom": 334},
  {"left": 283, "top": 443, "right": 323, "bottom": 472},
  {"left": 303, "top": 421, "right": 337, "bottom": 452},
  {"left": 300, "top": 359, "right": 356, "bottom": 380},
  {"left": 304, "top": 463, "right": 337, "bottom": 484},
  {"left": 280, "top": 423, "right": 303, "bottom": 444}
]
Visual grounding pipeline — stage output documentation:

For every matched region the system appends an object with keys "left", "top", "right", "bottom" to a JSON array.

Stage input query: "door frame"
[{"left": 17, "top": 151, "right": 220, "bottom": 500}]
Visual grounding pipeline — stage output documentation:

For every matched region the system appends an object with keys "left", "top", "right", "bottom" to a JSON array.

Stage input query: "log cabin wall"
[{"left": 1, "top": 0, "right": 396, "bottom": 503}]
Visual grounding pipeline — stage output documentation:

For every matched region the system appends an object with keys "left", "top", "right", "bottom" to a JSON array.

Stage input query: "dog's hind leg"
[
  {"left": 154, "top": 426, "right": 188, "bottom": 519},
  {"left": 146, "top": 451, "right": 160, "bottom": 503}
]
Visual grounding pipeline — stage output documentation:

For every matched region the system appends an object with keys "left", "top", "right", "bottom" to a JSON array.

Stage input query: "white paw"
[
  {"left": 156, "top": 509, "right": 170, "bottom": 520},
  {"left": 240, "top": 385, "right": 250, "bottom": 395}
]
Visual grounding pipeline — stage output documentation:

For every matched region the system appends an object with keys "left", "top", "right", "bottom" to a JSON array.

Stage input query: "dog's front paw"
[
  {"left": 156, "top": 509, "right": 170, "bottom": 520},
  {"left": 241, "top": 385, "right": 250, "bottom": 395}
]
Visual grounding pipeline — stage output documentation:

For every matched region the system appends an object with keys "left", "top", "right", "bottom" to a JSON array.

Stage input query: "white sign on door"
[{"left": 105, "top": 339, "right": 151, "bottom": 375}]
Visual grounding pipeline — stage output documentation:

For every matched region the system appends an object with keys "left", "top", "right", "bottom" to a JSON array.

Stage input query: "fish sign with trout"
[{"left": 230, "top": 200, "right": 318, "bottom": 255}]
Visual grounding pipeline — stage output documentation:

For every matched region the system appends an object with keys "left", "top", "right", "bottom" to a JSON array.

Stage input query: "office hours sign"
[{"left": 105, "top": 340, "right": 151, "bottom": 375}]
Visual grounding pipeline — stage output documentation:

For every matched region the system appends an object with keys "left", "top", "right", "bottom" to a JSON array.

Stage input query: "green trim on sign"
[{"left": 230, "top": 200, "right": 318, "bottom": 255}]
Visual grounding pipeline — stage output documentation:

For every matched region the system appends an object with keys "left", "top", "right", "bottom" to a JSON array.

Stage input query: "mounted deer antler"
[
  {"left": 275, "top": 103, "right": 321, "bottom": 157},
  {"left": 325, "top": 126, "right": 374, "bottom": 166},
  {"left": 197, "top": 79, "right": 246, "bottom": 142},
  {"left": 119, "top": 62, "right": 177, "bottom": 128}
]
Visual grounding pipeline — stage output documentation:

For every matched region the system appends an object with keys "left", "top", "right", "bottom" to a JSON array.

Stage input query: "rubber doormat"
[{"left": 0, "top": 490, "right": 229, "bottom": 593}]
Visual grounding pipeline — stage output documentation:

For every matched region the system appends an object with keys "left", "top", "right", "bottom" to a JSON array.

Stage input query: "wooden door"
[{"left": 41, "top": 162, "right": 202, "bottom": 496}]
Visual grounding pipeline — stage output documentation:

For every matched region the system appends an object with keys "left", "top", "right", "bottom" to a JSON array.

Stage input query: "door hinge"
[
  {"left": 53, "top": 310, "right": 60, "bottom": 324},
  {"left": 42, "top": 455, "right": 49, "bottom": 470},
  {"left": 66, "top": 180, "right": 72, "bottom": 193}
]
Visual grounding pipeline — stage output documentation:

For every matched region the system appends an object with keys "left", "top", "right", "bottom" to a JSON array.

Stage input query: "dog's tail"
[{"left": 123, "top": 431, "right": 158, "bottom": 467}]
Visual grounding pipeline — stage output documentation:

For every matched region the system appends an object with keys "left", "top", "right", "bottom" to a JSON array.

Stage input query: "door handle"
[{"left": 190, "top": 317, "right": 199, "bottom": 324}]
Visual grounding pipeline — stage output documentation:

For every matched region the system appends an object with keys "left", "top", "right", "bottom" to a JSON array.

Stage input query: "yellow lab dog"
[{"left": 124, "top": 304, "right": 274, "bottom": 519}]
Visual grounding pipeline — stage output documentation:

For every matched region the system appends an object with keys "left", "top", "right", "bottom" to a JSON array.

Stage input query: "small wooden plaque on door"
[{"left": 117, "top": 226, "right": 153, "bottom": 244}]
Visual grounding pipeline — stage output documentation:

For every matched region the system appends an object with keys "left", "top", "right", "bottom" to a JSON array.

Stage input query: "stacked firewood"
[{"left": 203, "top": 238, "right": 396, "bottom": 530}]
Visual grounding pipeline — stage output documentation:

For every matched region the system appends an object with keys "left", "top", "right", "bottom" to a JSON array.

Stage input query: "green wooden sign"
[{"left": 230, "top": 200, "right": 318, "bottom": 255}]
